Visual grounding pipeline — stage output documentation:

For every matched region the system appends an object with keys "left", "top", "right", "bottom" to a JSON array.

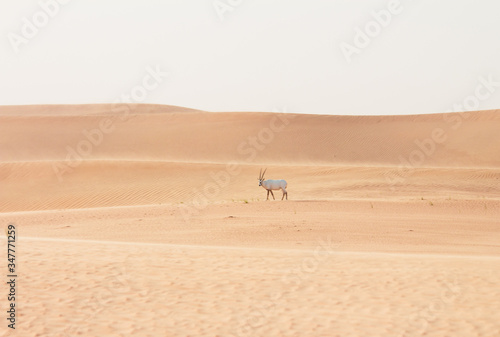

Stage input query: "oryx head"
[{"left": 258, "top": 168, "right": 267, "bottom": 186}]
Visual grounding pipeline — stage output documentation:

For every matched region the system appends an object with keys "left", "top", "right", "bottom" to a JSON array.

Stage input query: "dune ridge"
[{"left": 1, "top": 104, "right": 499, "bottom": 166}]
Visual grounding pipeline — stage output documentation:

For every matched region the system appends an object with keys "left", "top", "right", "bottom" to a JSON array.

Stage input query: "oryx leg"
[
  {"left": 266, "top": 190, "right": 270, "bottom": 201},
  {"left": 269, "top": 190, "right": 275, "bottom": 200},
  {"left": 281, "top": 188, "right": 288, "bottom": 200}
]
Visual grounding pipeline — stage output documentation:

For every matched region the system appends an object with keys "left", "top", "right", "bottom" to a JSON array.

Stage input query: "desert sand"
[{"left": 0, "top": 104, "right": 499, "bottom": 337}]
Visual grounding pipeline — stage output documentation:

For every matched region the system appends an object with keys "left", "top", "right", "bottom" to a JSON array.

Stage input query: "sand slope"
[
  {"left": 1, "top": 105, "right": 499, "bottom": 212},
  {"left": 1, "top": 104, "right": 499, "bottom": 336},
  {"left": 1, "top": 105, "right": 499, "bottom": 166}
]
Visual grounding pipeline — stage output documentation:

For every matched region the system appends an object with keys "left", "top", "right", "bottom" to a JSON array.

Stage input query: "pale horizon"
[{"left": 1, "top": 1, "right": 500, "bottom": 115}]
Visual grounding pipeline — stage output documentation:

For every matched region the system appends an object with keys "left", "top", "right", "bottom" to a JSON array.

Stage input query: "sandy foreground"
[{"left": 0, "top": 104, "right": 499, "bottom": 337}]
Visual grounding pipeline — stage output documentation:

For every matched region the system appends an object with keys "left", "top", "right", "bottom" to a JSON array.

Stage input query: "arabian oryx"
[{"left": 258, "top": 168, "right": 288, "bottom": 200}]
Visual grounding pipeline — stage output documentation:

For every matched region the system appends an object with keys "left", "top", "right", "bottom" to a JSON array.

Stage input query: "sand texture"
[{"left": 1, "top": 104, "right": 499, "bottom": 337}]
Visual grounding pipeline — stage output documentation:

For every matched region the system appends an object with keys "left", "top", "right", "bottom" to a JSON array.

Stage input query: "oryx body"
[{"left": 258, "top": 168, "right": 288, "bottom": 200}]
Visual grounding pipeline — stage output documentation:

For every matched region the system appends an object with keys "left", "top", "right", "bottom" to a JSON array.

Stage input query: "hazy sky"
[{"left": 1, "top": 0, "right": 500, "bottom": 115}]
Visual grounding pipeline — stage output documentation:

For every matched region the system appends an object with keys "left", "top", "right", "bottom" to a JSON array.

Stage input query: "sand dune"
[
  {"left": 1, "top": 161, "right": 499, "bottom": 212},
  {"left": 1, "top": 104, "right": 499, "bottom": 213},
  {"left": 0, "top": 104, "right": 499, "bottom": 336},
  {"left": 1, "top": 104, "right": 499, "bottom": 166}
]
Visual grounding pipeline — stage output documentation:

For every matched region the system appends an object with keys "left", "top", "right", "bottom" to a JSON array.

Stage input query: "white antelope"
[{"left": 258, "top": 168, "right": 288, "bottom": 200}]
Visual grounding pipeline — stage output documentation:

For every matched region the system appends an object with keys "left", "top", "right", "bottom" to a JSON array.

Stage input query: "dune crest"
[{"left": 1, "top": 104, "right": 499, "bottom": 167}]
